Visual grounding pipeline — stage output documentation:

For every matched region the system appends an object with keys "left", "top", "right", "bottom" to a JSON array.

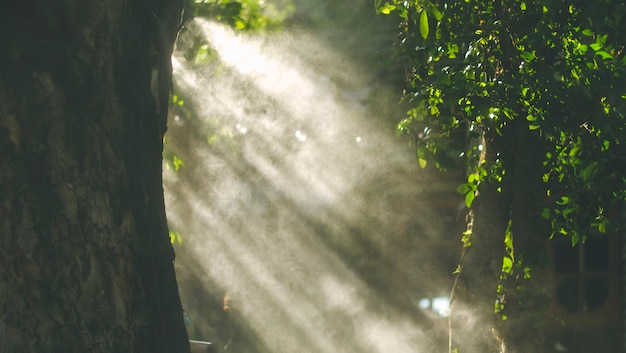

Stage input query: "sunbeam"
[{"left": 165, "top": 16, "right": 463, "bottom": 353}]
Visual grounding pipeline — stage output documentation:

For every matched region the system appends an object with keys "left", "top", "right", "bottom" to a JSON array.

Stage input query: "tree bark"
[
  {"left": 0, "top": 1, "right": 188, "bottom": 352},
  {"left": 452, "top": 120, "right": 549, "bottom": 353},
  {"left": 451, "top": 126, "right": 513, "bottom": 353}
]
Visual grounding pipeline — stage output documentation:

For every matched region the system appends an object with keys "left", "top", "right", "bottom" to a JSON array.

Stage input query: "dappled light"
[{"left": 165, "top": 10, "right": 465, "bottom": 353}]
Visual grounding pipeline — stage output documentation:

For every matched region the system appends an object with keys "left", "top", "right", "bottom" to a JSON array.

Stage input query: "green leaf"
[
  {"left": 456, "top": 183, "right": 471, "bottom": 194},
  {"left": 582, "top": 29, "right": 593, "bottom": 36},
  {"left": 596, "top": 51, "right": 613, "bottom": 59},
  {"left": 379, "top": 2, "right": 396, "bottom": 15},
  {"left": 502, "top": 256, "right": 513, "bottom": 274},
  {"left": 417, "top": 146, "right": 428, "bottom": 168},
  {"left": 169, "top": 230, "right": 183, "bottom": 245},
  {"left": 430, "top": 6, "right": 443, "bottom": 21},
  {"left": 590, "top": 42, "right": 603, "bottom": 51},
  {"left": 556, "top": 196, "right": 570, "bottom": 205},
  {"left": 420, "top": 10, "right": 429, "bottom": 39},
  {"left": 520, "top": 51, "right": 535, "bottom": 61},
  {"left": 523, "top": 267, "right": 531, "bottom": 279},
  {"left": 465, "top": 190, "right": 475, "bottom": 208}
]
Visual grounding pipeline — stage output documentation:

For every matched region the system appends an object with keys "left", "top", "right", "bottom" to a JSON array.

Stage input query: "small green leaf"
[
  {"left": 556, "top": 196, "right": 570, "bottom": 205},
  {"left": 590, "top": 42, "right": 602, "bottom": 51},
  {"left": 169, "top": 230, "right": 183, "bottom": 245},
  {"left": 521, "top": 87, "right": 529, "bottom": 96},
  {"left": 465, "top": 191, "right": 475, "bottom": 208},
  {"left": 520, "top": 51, "right": 535, "bottom": 61},
  {"left": 456, "top": 183, "right": 471, "bottom": 194},
  {"left": 596, "top": 51, "right": 613, "bottom": 59},
  {"left": 420, "top": 10, "right": 429, "bottom": 39},
  {"left": 430, "top": 6, "right": 443, "bottom": 21},
  {"left": 417, "top": 147, "right": 428, "bottom": 168},
  {"left": 502, "top": 256, "right": 513, "bottom": 274},
  {"left": 523, "top": 267, "right": 531, "bottom": 279},
  {"left": 571, "top": 233, "right": 579, "bottom": 246},
  {"left": 581, "top": 29, "right": 593, "bottom": 36},
  {"left": 379, "top": 2, "right": 396, "bottom": 15}
]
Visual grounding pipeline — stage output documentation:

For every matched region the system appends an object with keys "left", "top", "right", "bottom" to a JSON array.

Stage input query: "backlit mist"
[{"left": 164, "top": 4, "right": 466, "bottom": 352}]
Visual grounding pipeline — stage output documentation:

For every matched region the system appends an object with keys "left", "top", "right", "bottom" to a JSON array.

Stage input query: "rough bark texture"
[{"left": 0, "top": 1, "right": 188, "bottom": 352}]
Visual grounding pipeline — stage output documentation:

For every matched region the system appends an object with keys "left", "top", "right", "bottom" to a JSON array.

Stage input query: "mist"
[{"left": 164, "top": 2, "right": 466, "bottom": 352}]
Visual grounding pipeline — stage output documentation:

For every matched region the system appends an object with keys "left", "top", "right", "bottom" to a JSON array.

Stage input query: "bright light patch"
[
  {"left": 295, "top": 130, "right": 307, "bottom": 142},
  {"left": 165, "top": 18, "right": 460, "bottom": 353}
]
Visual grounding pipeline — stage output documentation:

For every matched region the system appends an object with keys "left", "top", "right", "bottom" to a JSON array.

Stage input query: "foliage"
[
  {"left": 378, "top": 0, "right": 626, "bottom": 245},
  {"left": 168, "top": 1, "right": 294, "bottom": 168},
  {"left": 163, "top": 94, "right": 190, "bottom": 173},
  {"left": 185, "top": 0, "right": 294, "bottom": 31},
  {"left": 170, "top": 229, "right": 183, "bottom": 245},
  {"left": 177, "top": 0, "right": 293, "bottom": 63}
]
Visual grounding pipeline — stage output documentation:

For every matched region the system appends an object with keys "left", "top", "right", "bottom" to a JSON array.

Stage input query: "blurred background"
[{"left": 163, "top": 1, "right": 465, "bottom": 352}]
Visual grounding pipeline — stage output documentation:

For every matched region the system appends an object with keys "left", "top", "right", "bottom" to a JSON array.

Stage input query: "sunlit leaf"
[
  {"left": 502, "top": 256, "right": 513, "bottom": 274},
  {"left": 169, "top": 230, "right": 183, "bottom": 245},
  {"left": 420, "top": 10, "right": 429, "bottom": 39},
  {"left": 417, "top": 146, "right": 428, "bottom": 168},
  {"left": 590, "top": 42, "right": 602, "bottom": 51},
  {"left": 556, "top": 196, "right": 569, "bottom": 205},
  {"left": 430, "top": 6, "right": 443, "bottom": 21},
  {"left": 379, "top": 2, "right": 396, "bottom": 15}
]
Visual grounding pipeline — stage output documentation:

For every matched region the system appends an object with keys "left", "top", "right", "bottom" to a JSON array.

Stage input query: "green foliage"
[
  {"left": 169, "top": 230, "right": 183, "bottom": 245},
  {"left": 176, "top": 1, "right": 293, "bottom": 66},
  {"left": 163, "top": 95, "right": 191, "bottom": 173},
  {"left": 379, "top": 0, "right": 626, "bottom": 241},
  {"left": 163, "top": 140, "right": 186, "bottom": 173},
  {"left": 186, "top": 0, "right": 294, "bottom": 31}
]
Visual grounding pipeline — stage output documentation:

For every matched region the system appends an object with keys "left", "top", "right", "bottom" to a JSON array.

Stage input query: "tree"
[
  {"left": 0, "top": 1, "right": 189, "bottom": 352},
  {"left": 378, "top": 0, "right": 626, "bottom": 351}
]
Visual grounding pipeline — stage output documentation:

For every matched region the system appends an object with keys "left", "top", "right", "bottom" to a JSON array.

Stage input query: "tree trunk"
[
  {"left": 0, "top": 1, "right": 188, "bottom": 352},
  {"left": 452, "top": 121, "right": 549, "bottom": 353},
  {"left": 451, "top": 127, "right": 513, "bottom": 353}
]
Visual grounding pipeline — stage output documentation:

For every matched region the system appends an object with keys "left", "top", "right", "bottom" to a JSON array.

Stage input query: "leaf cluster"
[
  {"left": 185, "top": 0, "right": 293, "bottom": 31},
  {"left": 380, "top": 0, "right": 626, "bottom": 242}
]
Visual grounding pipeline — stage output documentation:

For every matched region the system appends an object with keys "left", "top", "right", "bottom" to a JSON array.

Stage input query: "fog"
[{"left": 164, "top": 2, "right": 466, "bottom": 352}]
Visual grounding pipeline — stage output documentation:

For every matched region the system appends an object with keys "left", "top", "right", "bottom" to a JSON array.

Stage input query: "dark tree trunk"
[
  {"left": 452, "top": 135, "right": 511, "bottom": 353},
  {"left": 0, "top": 1, "right": 188, "bottom": 352},
  {"left": 452, "top": 121, "right": 548, "bottom": 353}
]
